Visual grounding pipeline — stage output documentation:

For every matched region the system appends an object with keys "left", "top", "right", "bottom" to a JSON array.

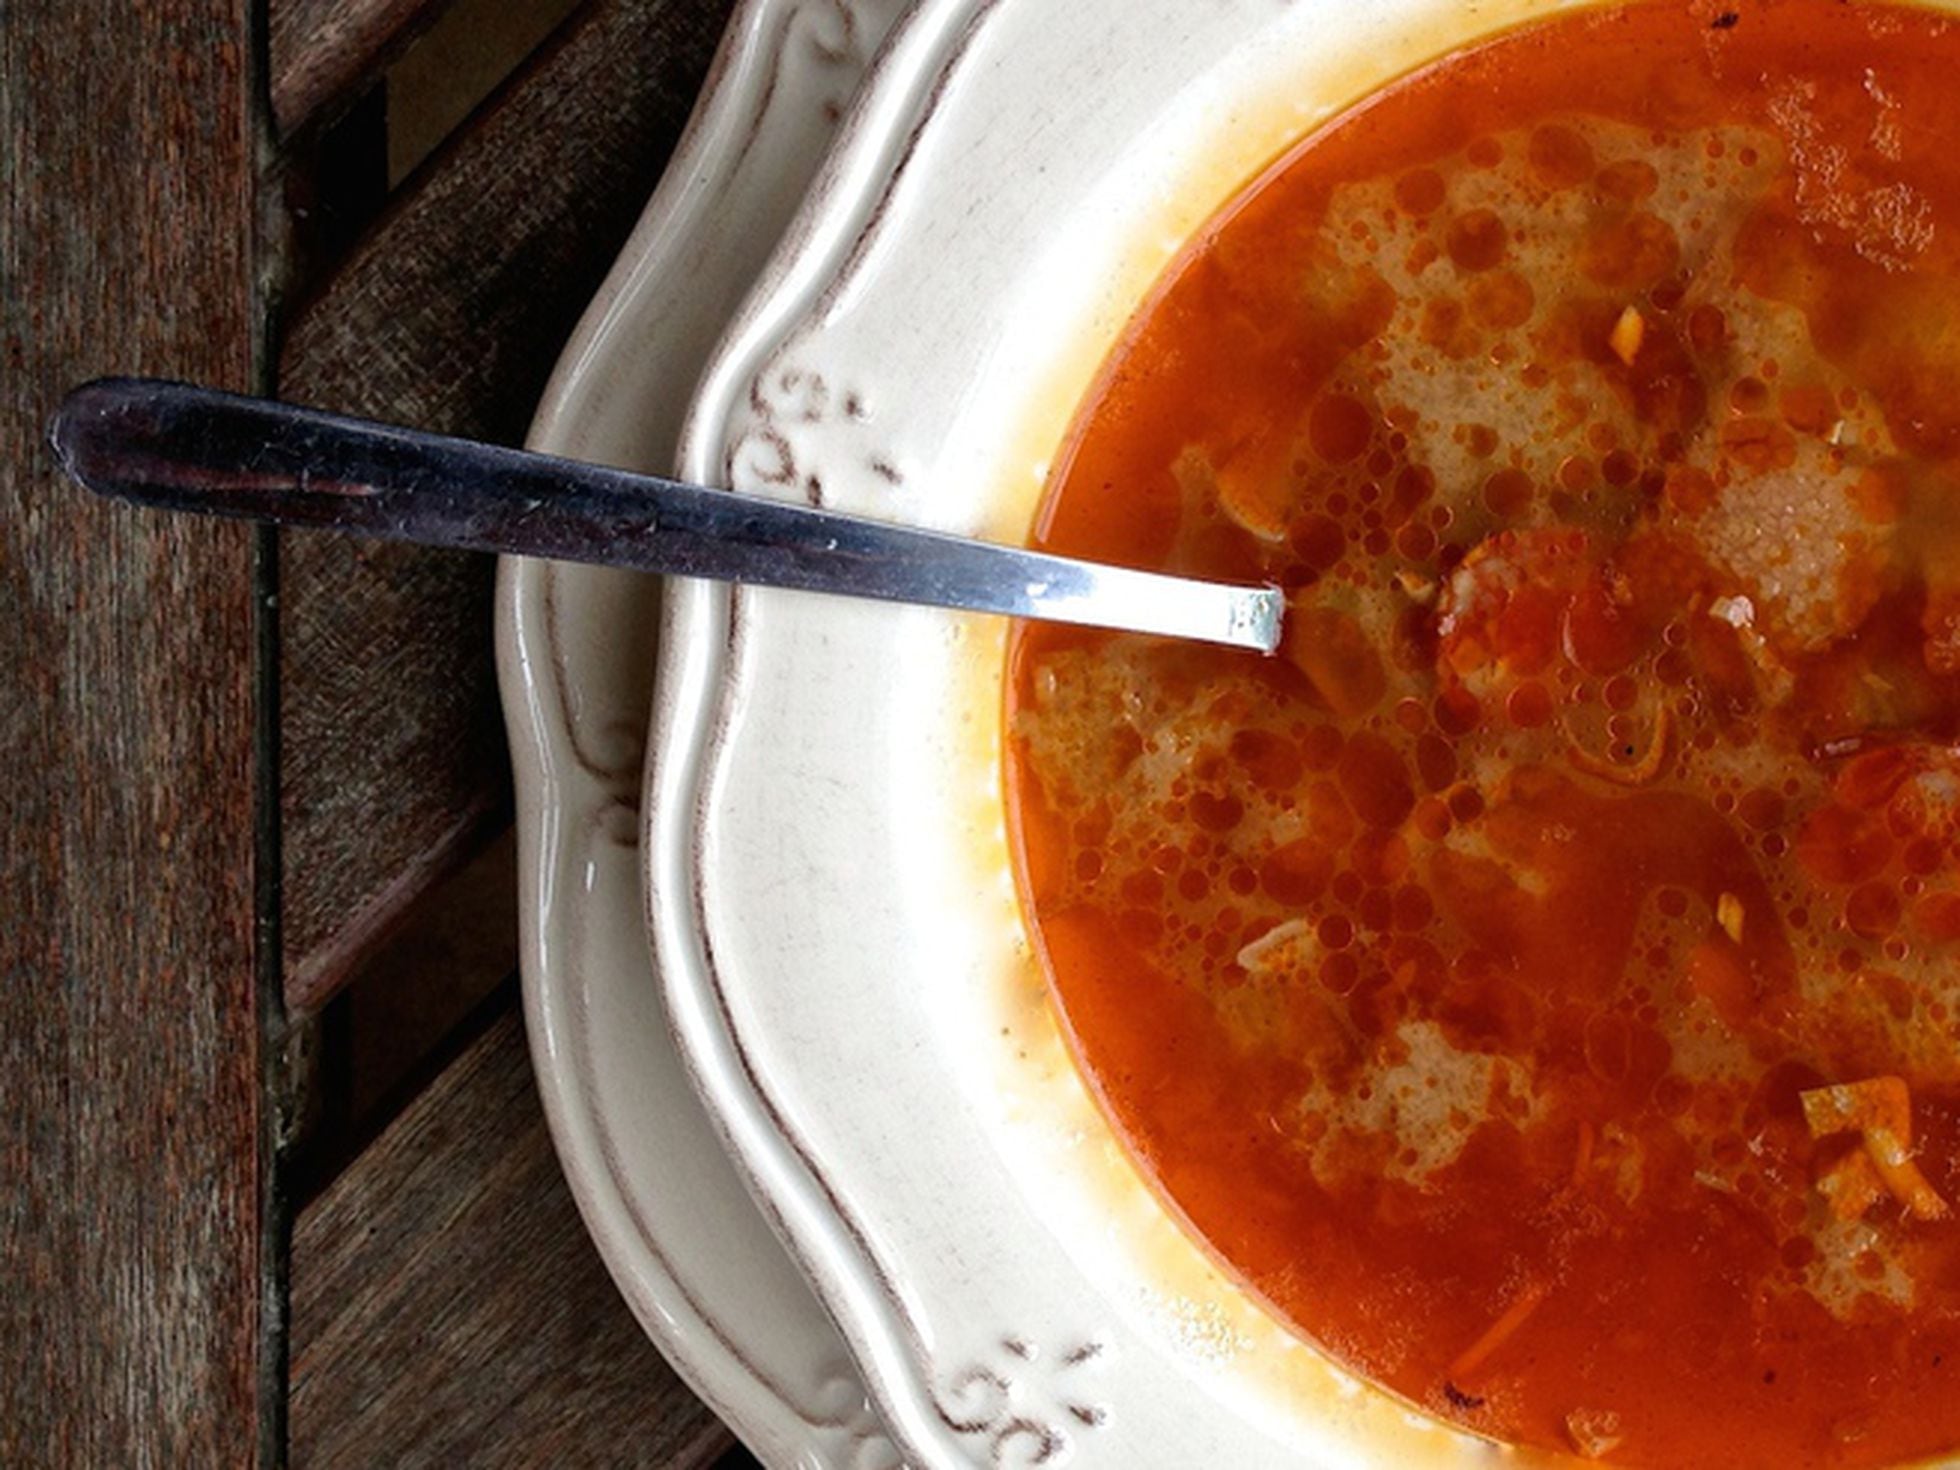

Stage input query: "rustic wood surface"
[
  {"left": 0, "top": 1, "right": 275, "bottom": 1465},
  {"left": 278, "top": 2, "right": 769, "bottom": 1458},
  {"left": 11, "top": 0, "right": 773, "bottom": 1462},
  {"left": 276, "top": 0, "right": 737, "bottom": 1014},
  {"left": 290, "top": 1006, "right": 735, "bottom": 1468},
  {"left": 270, "top": 0, "right": 456, "bottom": 133}
]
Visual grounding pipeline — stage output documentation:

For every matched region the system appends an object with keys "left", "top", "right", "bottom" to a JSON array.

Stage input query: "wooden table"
[{"left": 2, "top": 1, "right": 759, "bottom": 1462}]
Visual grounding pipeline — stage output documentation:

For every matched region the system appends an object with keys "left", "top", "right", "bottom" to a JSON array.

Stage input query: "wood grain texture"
[
  {"left": 0, "top": 2, "right": 270, "bottom": 1465},
  {"left": 290, "top": 1005, "right": 733, "bottom": 1468},
  {"left": 270, "top": 0, "right": 455, "bottom": 132},
  {"left": 277, "top": 0, "right": 736, "bottom": 1013},
  {"left": 291, "top": 831, "right": 519, "bottom": 1203},
  {"left": 381, "top": 0, "right": 584, "bottom": 183}
]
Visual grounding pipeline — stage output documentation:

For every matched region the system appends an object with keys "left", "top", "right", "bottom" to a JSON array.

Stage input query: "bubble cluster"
[{"left": 1008, "top": 9, "right": 1960, "bottom": 1464}]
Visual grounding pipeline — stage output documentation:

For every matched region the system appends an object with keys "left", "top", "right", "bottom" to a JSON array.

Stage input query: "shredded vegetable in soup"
[{"left": 1005, "top": 2, "right": 1960, "bottom": 1464}]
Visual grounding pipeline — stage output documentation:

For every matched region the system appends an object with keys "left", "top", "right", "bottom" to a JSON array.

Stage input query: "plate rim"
[
  {"left": 641, "top": 1, "right": 1655, "bottom": 1466},
  {"left": 493, "top": 0, "right": 916, "bottom": 1461},
  {"left": 648, "top": 3, "right": 1309, "bottom": 1466}
]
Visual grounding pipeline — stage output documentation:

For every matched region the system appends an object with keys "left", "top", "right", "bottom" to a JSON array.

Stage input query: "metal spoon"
[{"left": 50, "top": 377, "right": 1283, "bottom": 654}]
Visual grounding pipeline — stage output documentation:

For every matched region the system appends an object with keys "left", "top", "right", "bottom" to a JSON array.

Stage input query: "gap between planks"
[{"left": 270, "top": 0, "right": 458, "bottom": 134}]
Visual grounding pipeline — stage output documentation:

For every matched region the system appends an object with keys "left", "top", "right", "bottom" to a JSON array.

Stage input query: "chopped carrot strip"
[
  {"left": 1395, "top": 569, "right": 1437, "bottom": 604},
  {"left": 1448, "top": 1282, "right": 1549, "bottom": 1381},
  {"left": 1609, "top": 305, "right": 1646, "bottom": 365},
  {"left": 1816, "top": 1148, "right": 1886, "bottom": 1221},
  {"left": 1801, "top": 1076, "right": 1950, "bottom": 1220},
  {"left": 1563, "top": 704, "right": 1671, "bottom": 786},
  {"left": 1717, "top": 891, "right": 1745, "bottom": 944},
  {"left": 1864, "top": 1129, "right": 1952, "bottom": 1221},
  {"left": 1801, "top": 1076, "right": 1911, "bottom": 1141}
]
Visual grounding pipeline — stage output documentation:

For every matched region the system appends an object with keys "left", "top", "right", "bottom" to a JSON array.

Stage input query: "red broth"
[{"left": 1004, "top": 2, "right": 1960, "bottom": 1464}]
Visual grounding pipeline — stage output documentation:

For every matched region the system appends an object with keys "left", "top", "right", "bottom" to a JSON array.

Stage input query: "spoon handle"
[{"left": 51, "top": 377, "right": 1282, "bottom": 654}]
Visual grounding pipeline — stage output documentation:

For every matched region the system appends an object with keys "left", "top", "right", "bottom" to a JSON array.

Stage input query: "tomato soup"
[{"left": 1005, "top": 2, "right": 1960, "bottom": 1464}]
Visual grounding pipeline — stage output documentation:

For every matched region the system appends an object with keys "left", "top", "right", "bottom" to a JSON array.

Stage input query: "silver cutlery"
[{"left": 51, "top": 378, "right": 1283, "bottom": 654}]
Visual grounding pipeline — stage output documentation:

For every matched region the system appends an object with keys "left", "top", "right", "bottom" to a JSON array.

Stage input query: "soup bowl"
[{"left": 632, "top": 0, "right": 1960, "bottom": 1464}]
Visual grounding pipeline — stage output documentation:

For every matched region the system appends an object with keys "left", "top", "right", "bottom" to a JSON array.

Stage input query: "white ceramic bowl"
[
  {"left": 648, "top": 0, "right": 1623, "bottom": 1465},
  {"left": 499, "top": 1, "right": 909, "bottom": 1462}
]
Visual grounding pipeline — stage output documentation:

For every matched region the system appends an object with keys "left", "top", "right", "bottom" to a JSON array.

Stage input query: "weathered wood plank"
[
  {"left": 270, "top": 0, "right": 455, "bottom": 133},
  {"left": 0, "top": 2, "right": 272, "bottom": 1465},
  {"left": 276, "top": 539, "right": 506, "bottom": 1014},
  {"left": 277, "top": 0, "right": 736, "bottom": 1014},
  {"left": 290, "top": 1005, "right": 734, "bottom": 1468}
]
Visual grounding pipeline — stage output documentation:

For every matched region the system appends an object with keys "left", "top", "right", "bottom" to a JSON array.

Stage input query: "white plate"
[
  {"left": 496, "top": 2, "right": 910, "bottom": 1464},
  {"left": 650, "top": 0, "right": 1607, "bottom": 1466}
]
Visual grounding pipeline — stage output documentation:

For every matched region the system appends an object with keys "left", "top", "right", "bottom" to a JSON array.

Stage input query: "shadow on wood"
[
  {"left": 275, "top": 0, "right": 737, "bottom": 1014},
  {"left": 290, "top": 1004, "right": 734, "bottom": 1468}
]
